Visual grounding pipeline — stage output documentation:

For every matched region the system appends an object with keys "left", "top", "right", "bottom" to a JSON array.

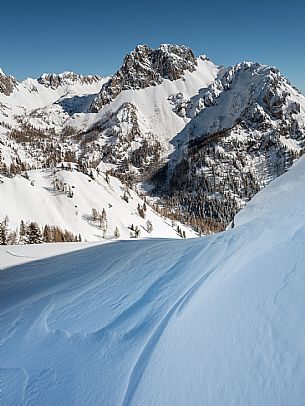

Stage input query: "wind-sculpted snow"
[{"left": 2, "top": 156, "right": 305, "bottom": 405}]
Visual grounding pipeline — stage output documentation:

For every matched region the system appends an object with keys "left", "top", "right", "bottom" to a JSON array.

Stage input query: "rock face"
[
  {"left": 38, "top": 72, "right": 102, "bottom": 89},
  {"left": 81, "top": 102, "right": 162, "bottom": 181},
  {"left": 186, "top": 62, "right": 302, "bottom": 125},
  {"left": 90, "top": 44, "right": 197, "bottom": 111},
  {"left": 156, "top": 62, "right": 305, "bottom": 230},
  {"left": 0, "top": 69, "right": 17, "bottom": 96}
]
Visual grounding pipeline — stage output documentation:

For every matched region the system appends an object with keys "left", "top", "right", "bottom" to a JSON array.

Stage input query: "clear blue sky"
[{"left": 1, "top": 0, "right": 304, "bottom": 92}]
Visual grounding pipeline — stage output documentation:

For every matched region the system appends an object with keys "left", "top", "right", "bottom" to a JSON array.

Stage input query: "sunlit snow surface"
[
  {"left": 1, "top": 156, "right": 305, "bottom": 405},
  {"left": 0, "top": 168, "right": 195, "bottom": 241}
]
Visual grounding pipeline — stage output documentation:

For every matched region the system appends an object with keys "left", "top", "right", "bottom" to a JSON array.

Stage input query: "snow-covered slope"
[
  {"left": 0, "top": 168, "right": 194, "bottom": 241},
  {"left": 0, "top": 70, "right": 107, "bottom": 130},
  {"left": 2, "top": 154, "right": 305, "bottom": 405},
  {"left": 1, "top": 44, "right": 305, "bottom": 235}
]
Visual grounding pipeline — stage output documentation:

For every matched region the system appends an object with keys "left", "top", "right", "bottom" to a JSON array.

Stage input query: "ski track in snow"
[{"left": 5, "top": 250, "right": 36, "bottom": 259}]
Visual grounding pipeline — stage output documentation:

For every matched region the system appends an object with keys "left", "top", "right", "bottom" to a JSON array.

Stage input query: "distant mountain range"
[{"left": 1, "top": 44, "right": 305, "bottom": 240}]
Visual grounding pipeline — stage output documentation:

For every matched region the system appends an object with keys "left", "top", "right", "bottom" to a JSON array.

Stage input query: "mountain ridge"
[{"left": 1, "top": 44, "right": 305, "bottom": 236}]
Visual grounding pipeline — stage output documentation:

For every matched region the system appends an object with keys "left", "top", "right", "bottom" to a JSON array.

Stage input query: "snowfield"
[
  {"left": 0, "top": 168, "right": 195, "bottom": 241},
  {"left": 1, "top": 156, "right": 305, "bottom": 405}
]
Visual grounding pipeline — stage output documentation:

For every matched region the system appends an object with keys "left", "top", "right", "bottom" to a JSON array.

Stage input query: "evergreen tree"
[
  {"left": 92, "top": 208, "right": 98, "bottom": 221},
  {"left": 137, "top": 203, "right": 146, "bottom": 219},
  {"left": 114, "top": 226, "right": 120, "bottom": 239},
  {"left": 0, "top": 216, "right": 9, "bottom": 245},
  {"left": 43, "top": 225, "right": 52, "bottom": 242},
  {"left": 134, "top": 226, "right": 141, "bottom": 238},
  {"left": 26, "top": 222, "right": 42, "bottom": 244},
  {"left": 99, "top": 208, "right": 107, "bottom": 238},
  {"left": 19, "top": 220, "right": 27, "bottom": 244},
  {"left": 146, "top": 220, "right": 153, "bottom": 233},
  {"left": 7, "top": 230, "right": 17, "bottom": 245}
]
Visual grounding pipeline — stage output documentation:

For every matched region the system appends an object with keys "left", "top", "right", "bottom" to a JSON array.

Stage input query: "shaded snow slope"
[{"left": 2, "top": 155, "right": 305, "bottom": 405}]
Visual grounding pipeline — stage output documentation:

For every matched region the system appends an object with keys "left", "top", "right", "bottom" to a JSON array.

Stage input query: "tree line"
[{"left": 0, "top": 216, "right": 81, "bottom": 245}]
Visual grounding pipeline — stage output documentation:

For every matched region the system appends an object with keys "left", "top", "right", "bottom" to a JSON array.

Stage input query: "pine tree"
[
  {"left": 114, "top": 226, "right": 120, "bottom": 239},
  {"left": 92, "top": 208, "right": 98, "bottom": 221},
  {"left": 99, "top": 208, "right": 107, "bottom": 238},
  {"left": 0, "top": 216, "right": 9, "bottom": 245},
  {"left": 43, "top": 225, "right": 52, "bottom": 242},
  {"left": 146, "top": 220, "right": 153, "bottom": 233},
  {"left": 26, "top": 222, "right": 42, "bottom": 244},
  {"left": 134, "top": 226, "right": 141, "bottom": 238},
  {"left": 19, "top": 220, "right": 27, "bottom": 244},
  {"left": 137, "top": 203, "right": 145, "bottom": 219},
  {"left": 7, "top": 230, "right": 17, "bottom": 245}
]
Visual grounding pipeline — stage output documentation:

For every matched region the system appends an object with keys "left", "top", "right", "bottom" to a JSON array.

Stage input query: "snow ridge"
[{"left": 2, "top": 156, "right": 305, "bottom": 404}]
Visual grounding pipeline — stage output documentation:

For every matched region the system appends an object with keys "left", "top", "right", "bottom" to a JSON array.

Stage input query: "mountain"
[
  {"left": 2, "top": 150, "right": 305, "bottom": 405},
  {"left": 90, "top": 44, "right": 198, "bottom": 111},
  {"left": 1, "top": 44, "right": 305, "bottom": 237},
  {"left": 161, "top": 61, "right": 305, "bottom": 228},
  {"left": 38, "top": 71, "right": 102, "bottom": 89}
]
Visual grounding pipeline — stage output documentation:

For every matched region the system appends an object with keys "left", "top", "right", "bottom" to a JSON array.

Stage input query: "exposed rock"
[
  {"left": 38, "top": 72, "right": 102, "bottom": 89},
  {"left": 90, "top": 44, "right": 197, "bottom": 111},
  {"left": 154, "top": 62, "right": 305, "bottom": 230},
  {"left": 78, "top": 102, "right": 162, "bottom": 182},
  {"left": 168, "top": 93, "right": 188, "bottom": 117},
  {"left": 0, "top": 69, "right": 17, "bottom": 96}
]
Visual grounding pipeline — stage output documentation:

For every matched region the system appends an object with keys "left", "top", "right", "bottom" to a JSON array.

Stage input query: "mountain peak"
[
  {"left": 90, "top": 43, "right": 198, "bottom": 111},
  {"left": 38, "top": 71, "right": 103, "bottom": 89}
]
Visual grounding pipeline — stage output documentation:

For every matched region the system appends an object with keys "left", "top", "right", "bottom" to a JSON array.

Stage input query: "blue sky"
[{"left": 1, "top": 0, "right": 304, "bottom": 92}]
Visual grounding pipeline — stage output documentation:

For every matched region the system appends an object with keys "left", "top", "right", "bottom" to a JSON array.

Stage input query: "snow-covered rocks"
[
  {"left": 38, "top": 71, "right": 103, "bottom": 89},
  {"left": 90, "top": 44, "right": 198, "bottom": 111},
  {"left": 0, "top": 68, "right": 17, "bottom": 96}
]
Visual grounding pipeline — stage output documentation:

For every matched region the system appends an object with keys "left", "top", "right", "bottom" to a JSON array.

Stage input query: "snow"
[
  {"left": 0, "top": 168, "right": 194, "bottom": 241},
  {"left": 0, "top": 74, "right": 107, "bottom": 129},
  {"left": 66, "top": 58, "right": 219, "bottom": 147},
  {"left": 2, "top": 155, "right": 305, "bottom": 405}
]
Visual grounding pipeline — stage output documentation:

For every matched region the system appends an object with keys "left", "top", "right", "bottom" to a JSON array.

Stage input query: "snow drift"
[{"left": 1, "top": 153, "right": 305, "bottom": 405}]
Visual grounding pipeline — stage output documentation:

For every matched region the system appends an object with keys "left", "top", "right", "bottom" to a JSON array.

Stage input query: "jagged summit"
[
  {"left": 185, "top": 61, "right": 304, "bottom": 131},
  {"left": 90, "top": 44, "right": 198, "bottom": 111},
  {"left": 38, "top": 71, "right": 103, "bottom": 89}
]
